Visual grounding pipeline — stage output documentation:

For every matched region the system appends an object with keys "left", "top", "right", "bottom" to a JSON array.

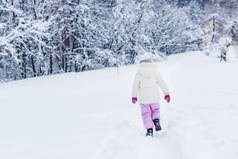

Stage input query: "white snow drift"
[{"left": 0, "top": 52, "right": 238, "bottom": 159}]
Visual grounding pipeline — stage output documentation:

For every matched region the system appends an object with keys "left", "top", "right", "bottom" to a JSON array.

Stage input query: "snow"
[
  {"left": 228, "top": 45, "right": 238, "bottom": 58},
  {"left": 0, "top": 51, "right": 238, "bottom": 159}
]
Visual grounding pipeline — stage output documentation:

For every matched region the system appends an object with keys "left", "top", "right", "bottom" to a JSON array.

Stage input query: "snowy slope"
[{"left": 0, "top": 52, "right": 238, "bottom": 159}]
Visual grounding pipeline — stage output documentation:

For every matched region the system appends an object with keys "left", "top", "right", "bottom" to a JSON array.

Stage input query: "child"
[{"left": 131, "top": 59, "right": 170, "bottom": 137}]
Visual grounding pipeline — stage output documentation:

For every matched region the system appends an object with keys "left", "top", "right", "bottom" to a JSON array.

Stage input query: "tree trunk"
[
  {"left": 211, "top": 16, "right": 216, "bottom": 43},
  {"left": 31, "top": 56, "right": 36, "bottom": 77},
  {"left": 37, "top": 63, "right": 42, "bottom": 76},
  {"left": 37, "top": 36, "right": 42, "bottom": 76},
  {"left": 22, "top": 52, "right": 27, "bottom": 79},
  {"left": 75, "top": 62, "right": 78, "bottom": 72},
  {"left": 49, "top": 53, "right": 53, "bottom": 74}
]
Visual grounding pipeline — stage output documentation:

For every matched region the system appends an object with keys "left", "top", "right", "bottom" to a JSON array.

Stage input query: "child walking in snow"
[{"left": 131, "top": 59, "right": 170, "bottom": 137}]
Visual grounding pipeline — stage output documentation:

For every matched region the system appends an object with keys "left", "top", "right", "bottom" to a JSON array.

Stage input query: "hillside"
[{"left": 0, "top": 52, "right": 238, "bottom": 159}]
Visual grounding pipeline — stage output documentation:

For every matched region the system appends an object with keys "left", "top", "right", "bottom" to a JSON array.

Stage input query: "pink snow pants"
[{"left": 140, "top": 103, "right": 160, "bottom": 129}]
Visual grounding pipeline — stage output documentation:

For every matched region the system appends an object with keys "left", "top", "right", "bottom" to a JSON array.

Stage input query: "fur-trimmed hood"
[{"left": 137, "top": 63, "right": 158, "bottom": 78}]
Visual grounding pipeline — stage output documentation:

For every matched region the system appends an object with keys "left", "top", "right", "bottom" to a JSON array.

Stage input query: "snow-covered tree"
[
  {"left": 0, "top": 0, "right": 50, "bottom": 81},
  {"left": 0, "top": 0, "right": 206, "bottom": 82},
  {"left": 201, "top": 0, "right": 238, "bottom": 60},
  {"left": 137, "top": 1, "right": 201, "bottom": 55},
  {"left": 112, "top": 0, "right": 202, "bottom": 62}
]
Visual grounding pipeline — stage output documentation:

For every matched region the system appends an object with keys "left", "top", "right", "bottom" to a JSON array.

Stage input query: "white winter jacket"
[{"left": 131, "top": 63, "right": 169, "bottom": 104}]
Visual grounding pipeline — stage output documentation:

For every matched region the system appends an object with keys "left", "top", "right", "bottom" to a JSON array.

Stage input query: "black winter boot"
[
  {"left": 146, "top": 128, "right": 153, "bottom": 137},
  {"left": 153, "top": 119, "right": 162, "bottom": 131}
]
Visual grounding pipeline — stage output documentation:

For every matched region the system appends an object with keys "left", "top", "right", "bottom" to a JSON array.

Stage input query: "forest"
[{"left": 0, "top": 0, "right": 237, "bottom": 82}]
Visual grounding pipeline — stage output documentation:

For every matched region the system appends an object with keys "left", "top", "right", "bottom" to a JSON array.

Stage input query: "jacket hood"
[{"left": 137, "top": 63, "right": 158, "bottom": 78}]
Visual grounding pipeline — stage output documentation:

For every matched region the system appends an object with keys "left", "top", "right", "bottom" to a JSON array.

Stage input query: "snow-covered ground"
[{"left": 0, "top": 51, "right": 238, "bottom": 159}]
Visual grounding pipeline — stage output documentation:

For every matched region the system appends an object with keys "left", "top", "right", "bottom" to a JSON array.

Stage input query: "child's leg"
[
  {"left": 140, "top": 104, "right": 154, "bottom": 129},
  {"left": 150, "top": 103, "right": 162, "bottom": 131},
  {"left": 150, "top": 103, "right": 160, "bottom": 120}
]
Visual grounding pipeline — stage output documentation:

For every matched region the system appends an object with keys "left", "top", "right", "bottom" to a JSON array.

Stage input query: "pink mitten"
[
  {"left": 164, "top": 94, "right": 170, "bottom": 103},
  {"left": 132, "top": 97, "right": 137, "bottom": 104}
]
